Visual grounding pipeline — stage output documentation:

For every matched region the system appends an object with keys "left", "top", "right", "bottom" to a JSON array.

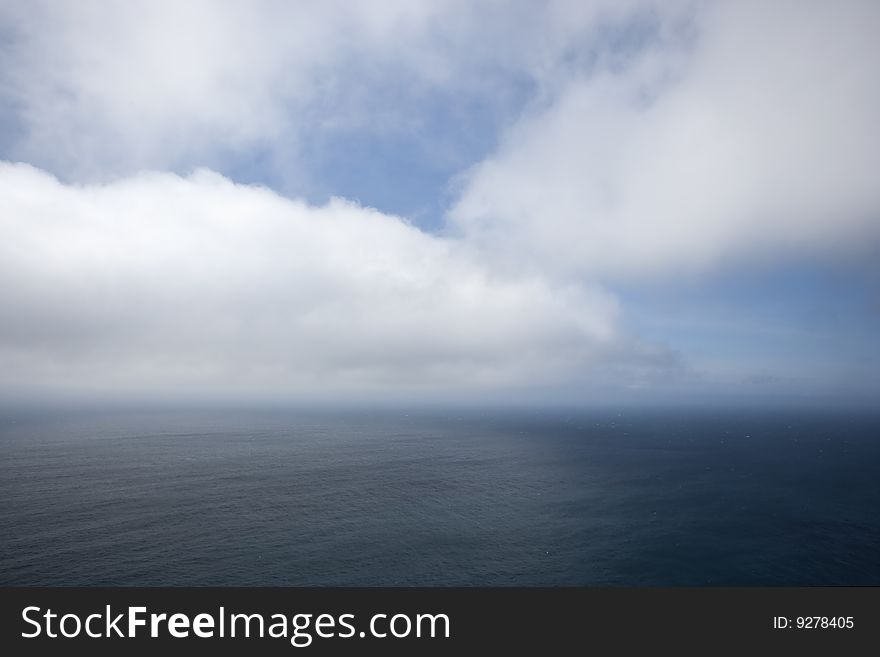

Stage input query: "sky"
[{"left": 0, "top": 0, "right": 878, "bottom": 407}]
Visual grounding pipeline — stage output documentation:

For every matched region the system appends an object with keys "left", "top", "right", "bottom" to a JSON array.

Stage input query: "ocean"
[{"left": 1, "top": 407, "right": 878, "bottom": 586}]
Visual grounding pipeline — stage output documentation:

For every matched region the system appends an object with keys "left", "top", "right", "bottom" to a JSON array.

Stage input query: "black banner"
[{"left": 1, "top": 587, "right": 877, "bottom": 654}]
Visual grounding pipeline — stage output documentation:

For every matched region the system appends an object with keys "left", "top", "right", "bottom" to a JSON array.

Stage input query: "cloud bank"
[
  {"left": 451, "top": 0, "right": 880, "bottom": 278},
  {"left": 0, "top": 163, "right": 622, "bottom": 397}
]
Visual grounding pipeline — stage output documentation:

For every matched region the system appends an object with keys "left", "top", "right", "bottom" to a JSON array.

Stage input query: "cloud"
[
  {"left": 0, "top": 0, "right": 666, "bottom": 184},
  {"left": 0, "top": 162, "right": 627, "bottom": 398},
  {"left": 1, "top": 1, "right": 877, "bottom": 402},
  {"left": 0, "top": 0, "right": 446, "bottom": 179},
  {"left": 7, "top": 0, "right": 875, "bottom": 280},
  {"left": 450, "top": 0, "right": 880, "bottom": 279}
]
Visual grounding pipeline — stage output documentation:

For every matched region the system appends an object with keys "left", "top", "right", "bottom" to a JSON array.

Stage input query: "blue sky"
[
  {"left": 0, "top": 1, "right": 878, "bottom": 406},
  {"left": 617, "top": 259, "right": 880, "bottom": 402}
]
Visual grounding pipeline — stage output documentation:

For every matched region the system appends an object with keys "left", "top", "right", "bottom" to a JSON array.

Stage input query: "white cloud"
[
  {"left": 450, "top": 0, "right": 880, "bottom": 279},
  {"left": 0, "top": 162, "right": 625, "bottom": 397},
  {"left": 1, "top": 1, "right": 877, "bottom": 401},
  {"left": 9, "top": 0, "right": 875, "bottom": 282},
  {"left": 0, "top": 0, "right": 663, "bottom": 182},
  {"left": 0, "top": 0, "right": 448, "bottom": 179}
]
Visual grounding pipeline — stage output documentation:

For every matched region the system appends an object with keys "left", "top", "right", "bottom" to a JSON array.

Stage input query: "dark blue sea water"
[{"left": 1, "top": 407, "right": 878, "bottom": 585}]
